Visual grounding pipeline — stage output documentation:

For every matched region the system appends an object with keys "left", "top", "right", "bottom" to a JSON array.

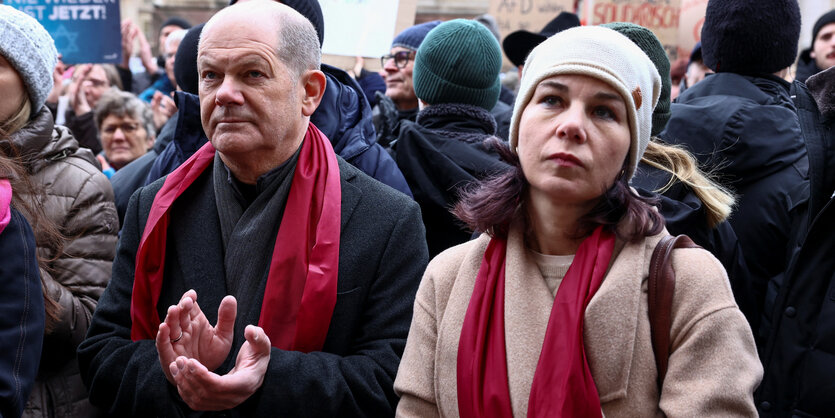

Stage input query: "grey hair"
[
  {"left": 274, "top": 10, "right": 321, "bottom": 80},
  {"left": 201, "top": 1, "right": 320, "bottom": 82},
  {"left": 165, "top": 29, "right": 188, "bottom": 54},
  {"left": 97, "top": 64, "right": 124, "bottom": 91},
  {"left": 94, "top": 88, "right": 155, "bottom": 138}
]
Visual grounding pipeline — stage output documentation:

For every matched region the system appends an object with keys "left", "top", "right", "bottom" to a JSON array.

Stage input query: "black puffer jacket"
[
  {"left": 393, "top": 103, "right": 507, "bottom": 257},
  {"left": 632, "top": 161, "right": 751, "bottom": 327},
  {"left": 756, "top": 71, "right": 835, "bottom": 418},
  {"left": 659, "top": 73, "right": 809, "bottom": 345}
]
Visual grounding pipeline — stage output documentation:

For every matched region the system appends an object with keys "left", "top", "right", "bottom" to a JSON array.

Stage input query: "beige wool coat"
[{"left": 394, "top": 220, "right": 762, "bottom": 417}]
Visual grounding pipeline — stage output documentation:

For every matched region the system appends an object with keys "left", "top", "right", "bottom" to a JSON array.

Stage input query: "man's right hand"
[{"left": 155, "top": 290, "right": 237, "bottom": 385}]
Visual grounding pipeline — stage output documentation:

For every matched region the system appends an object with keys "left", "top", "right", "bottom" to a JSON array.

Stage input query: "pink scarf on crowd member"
[
  {"left": 458, "top": 225, "right": 615, "bottom": 417},
  {"left": 130, "top": 122, "right": 342, "bottom": 353},
  {"left": 0, "top": 179, "right": 11, "bottom": 235}
]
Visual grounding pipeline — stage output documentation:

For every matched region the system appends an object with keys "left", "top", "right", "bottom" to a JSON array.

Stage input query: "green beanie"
[
  {"left": 601, "top": 22, "right": 671, "bottom": 136},
  {"left": 413, "top": 19, "right": 502, "bottom": 111}
]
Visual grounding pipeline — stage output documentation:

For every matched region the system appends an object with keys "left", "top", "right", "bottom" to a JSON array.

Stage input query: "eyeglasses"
[
  {"left": 380, "top": 50, "right": 415, "bottom": 69},
  {"left": 101, "top": 122, "right": 141, "bottom": 136}
]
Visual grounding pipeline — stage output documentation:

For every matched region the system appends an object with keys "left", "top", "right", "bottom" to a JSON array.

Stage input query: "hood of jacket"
[
  {"left": 2, "top": 107, "right": 97, "bottom": 174},
  {"left": 796, "top": 47, "right": 823, "bottom": 84},
  {"left": 170, "top": 90, "right": 209, "bottom": 155},
  {"left": 311, "top": 64, "right": 376, "bottom": 160},
  {"left": 661, "top": 73, "right": 806, "bottom": 185}
]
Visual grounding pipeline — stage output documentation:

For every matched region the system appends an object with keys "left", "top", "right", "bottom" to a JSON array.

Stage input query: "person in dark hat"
[
  {"left": 501, "top": 11, "right": 580, "bottom": 76},
  {"left": 659, "top": 0, "right": 809, "bottom": 380},
  {"left": 374, "top": 20, "right": 441, "bottom": 148},
  {"left": 156, "top": 17, "right": 192, "bottom": 69},
  {"left": 604, "top": 22, "right": 751, "bottom": 331},
  {"left": 796, "top": 9, "right": 835, "bottom": 83},
  {"left": 679, "top": 42, "right": 712, "bottom": 94},
  {"left": 391, "top": 19, "right": 508, "bottom": 257}
]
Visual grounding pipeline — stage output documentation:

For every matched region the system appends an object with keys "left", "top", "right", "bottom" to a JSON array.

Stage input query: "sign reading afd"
[{"left": 2, "top": 0, "right": 121, "bottom": 64}]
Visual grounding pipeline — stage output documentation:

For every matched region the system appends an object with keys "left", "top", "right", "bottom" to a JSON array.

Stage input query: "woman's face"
[
  {"left": 0, "top": 54, "right": 27, "bottom": 125},
  {"left": 518, "top": 74, "right": 631, "bottom": 209},
  {"left": 100, "top": 113, "right": 152, "bottom": 170}
]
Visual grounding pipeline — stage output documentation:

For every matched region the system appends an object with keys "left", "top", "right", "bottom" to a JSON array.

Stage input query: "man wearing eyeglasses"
[{"left": 374, "top": 21, "right": 440, "bottom": 148}]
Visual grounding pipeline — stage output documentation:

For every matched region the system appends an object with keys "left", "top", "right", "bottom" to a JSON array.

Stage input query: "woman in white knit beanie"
[{"left": 394, "top": 26, "right": 761, "bottom": 417}]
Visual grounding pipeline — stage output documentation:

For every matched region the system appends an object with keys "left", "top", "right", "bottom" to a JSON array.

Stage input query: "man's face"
[
  {"left": 685, "top": 61, "right": 712, "bottom": 89},
  {"left": 165, "top": 37, "right": 182, "bottom": 89},
  {"left": 383, "top": 47, "right": 418, "bottom": 111},
  {"left": 811, "top": 22, "right": 835, "bottom": 70},
  {"left": 159, "top": 25, "right": 183, "bottom": 56},
  {"left": 198, "top": 18, "right": 306, "bottom": 169}
]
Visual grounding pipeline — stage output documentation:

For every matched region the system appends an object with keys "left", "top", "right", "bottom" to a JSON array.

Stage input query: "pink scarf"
[{"left": 0, "top": 179, "right": 11, "bottom": 235}]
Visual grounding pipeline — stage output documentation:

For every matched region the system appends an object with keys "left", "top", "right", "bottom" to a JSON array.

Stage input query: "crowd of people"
[{"left": 0, "top": 0, "right": 833, "bottom": 416}]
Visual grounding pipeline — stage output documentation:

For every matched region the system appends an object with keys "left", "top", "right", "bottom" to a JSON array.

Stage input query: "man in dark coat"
[
  {"left": 658, "top": 0, "right": 809, "bottom": 341},
  {"left": 796, "top": 9, "right": 835, "bottom": 83},
  {"left": 77, "top": 2, "right": 428, "bottom": 416},
  {"left": 756, "top": 66, "right": 835, "bottom": 418},
  {"left": 392, "top": 20, "right": 507, "bottom": 257}
]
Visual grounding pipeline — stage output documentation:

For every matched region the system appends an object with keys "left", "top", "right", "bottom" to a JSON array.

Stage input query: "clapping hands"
[{"left": 155, "top": 290, "right": 271, "bottom": 411}]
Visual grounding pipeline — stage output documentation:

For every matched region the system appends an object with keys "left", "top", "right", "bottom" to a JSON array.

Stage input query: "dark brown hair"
[
  {"left": 453, "top": 138, "right": 664, "bottom": 242},
  {"left": 0, "top": 151, "right": 63, "bottom": 330}
]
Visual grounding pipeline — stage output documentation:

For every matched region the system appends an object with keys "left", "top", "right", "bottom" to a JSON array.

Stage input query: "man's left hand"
[{"left": 169, "top": 325, "right": 271, "bottom": 411}]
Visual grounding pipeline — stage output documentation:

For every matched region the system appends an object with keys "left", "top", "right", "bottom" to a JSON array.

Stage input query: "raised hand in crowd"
[
  {"left": 121, "top": 18, "right": 159, "bottom": 74},
  {"left": 150, "top": 90, "right": 176, "bottom": 131},
  {"left": 67, "top": 64, "right": 93, "bottom": 116},
  {"left": 45, "top": 54, "right": 65, "bottom": 105}
]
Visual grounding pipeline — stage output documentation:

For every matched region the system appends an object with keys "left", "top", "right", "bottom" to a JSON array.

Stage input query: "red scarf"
[
  {"left": 458, "top": 226, "right": 615, "bottom": 417},
  {"left": 130, "top": 122, "right": 341, "bottom": 353}
]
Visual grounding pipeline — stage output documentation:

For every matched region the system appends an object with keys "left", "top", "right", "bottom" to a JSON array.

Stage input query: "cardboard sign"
[
  {"left": 583, "top": 0, "right": 682, "bottom": 60},
  {"left": 677, "top": 0, "right": 708, "bottom": 59},
  {"left": 3, "top": 0, "right": 121, "bottom": 64},
  {"left": 488, "top": 0, "right": 575, "bottom": 68},
  {"left": 321, "top": 0, "right": 403, "bottom": 58}
]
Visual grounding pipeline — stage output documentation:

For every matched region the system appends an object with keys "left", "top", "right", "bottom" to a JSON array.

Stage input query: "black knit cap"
[
  {"left": 174, "top": 23, "right": 203, "bottom": 95},
  {"left": 160, "top": 17, "right": 191, "bottom": 32},
  {"left": 502, "top": 12, "right": 580, "bottom": 67},
  {"left": 813, "top": 9, "right": 835, "bottom": 44},
  {"left": 229, "top": 0, "right": 324, "bottom": 47},
  {"left": 700, "top": 0, "right": 800, "bottom": 75}
]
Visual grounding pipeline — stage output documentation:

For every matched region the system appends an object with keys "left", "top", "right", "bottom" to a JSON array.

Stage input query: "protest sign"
[
  {"left": 321, "top": 0, "right": 402, "bottom": 58},
  {"left": 583, "top": 0, "right": 682, "bottom": 60},
  {"left": 3, "top": 0, "right": 121, "bottom": 64},
  {"left": 677, "top": 0, "right": 708, "bottom": 59},
  {"left": 488, "top": 0, "right": 575, "bottom": 69},
  {"left": 321, "top": 0, "right": 416, "bottom": 70}
]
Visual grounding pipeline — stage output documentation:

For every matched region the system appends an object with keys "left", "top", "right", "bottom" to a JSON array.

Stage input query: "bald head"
[{"left": 201, "top": 0, "right": 320, "bottom": 79}]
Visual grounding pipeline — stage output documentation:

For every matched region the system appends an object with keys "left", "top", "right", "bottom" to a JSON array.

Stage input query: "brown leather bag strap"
[{"left": 648, "top": 234, "right": 699, "bottom": 388}]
